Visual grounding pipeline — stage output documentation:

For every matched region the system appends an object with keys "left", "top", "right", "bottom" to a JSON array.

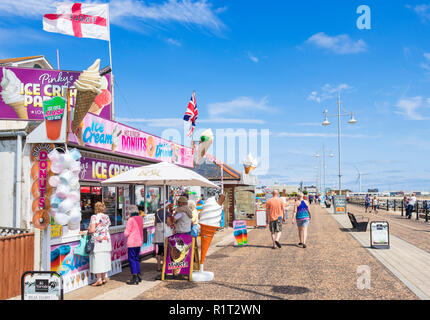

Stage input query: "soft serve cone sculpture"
[
  {"left": 72, "top": 59, "right": 102, "bottom": 133},
  {"left": 192, "top": 195, "right": 225, "bottom": 282},
  {"left": 243, "top": 153, "right": 258, "bottom": 174}
]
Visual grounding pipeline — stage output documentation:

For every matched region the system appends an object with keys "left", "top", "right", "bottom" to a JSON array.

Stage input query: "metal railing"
[{"left": 347, "top": 197, "right": 429, "bottom": 222}]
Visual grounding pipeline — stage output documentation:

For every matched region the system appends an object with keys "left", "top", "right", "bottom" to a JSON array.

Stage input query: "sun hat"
[{"left": 178, "top": 196, "right": 188, "bottom": 204}]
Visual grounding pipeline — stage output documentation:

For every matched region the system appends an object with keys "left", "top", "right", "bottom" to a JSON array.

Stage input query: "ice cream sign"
[
  {"left": 0, "top": 66, "right": 111, "bottom": 121},
  {"left": 68, "top": 112, "right": 194, "bottom": 168},
  {"left": 79, "top": 156, "right": 139, "bottom": 182}
]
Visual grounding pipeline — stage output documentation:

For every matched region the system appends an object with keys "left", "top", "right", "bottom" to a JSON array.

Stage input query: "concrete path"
[
  {"left": 137, "top": 205, "right": 416, "bottom": 300},
  {"left": 329, "top": 208, "right": 430, "bottom": 300},
  {"left": 65, "top": 227, "right": 245, "bottom": 300}
]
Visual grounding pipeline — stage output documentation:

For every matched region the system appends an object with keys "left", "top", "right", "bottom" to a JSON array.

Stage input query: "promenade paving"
[
  {"left": 136, "top": 205, "right": 416, "bottom": 300},
  {"left": 64, "top": 227, "right": 238, "bottom": 300},
  {"left": 347, "top": 203, "right": 430, "bottom": 254},
  {"left": 333, "top": 204, "right": 430, "bottom": 300}
]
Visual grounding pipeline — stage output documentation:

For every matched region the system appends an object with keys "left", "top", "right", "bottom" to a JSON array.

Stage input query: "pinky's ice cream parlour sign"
[{"left": 0, "top": 66, "right": 111, "bottom": 121}]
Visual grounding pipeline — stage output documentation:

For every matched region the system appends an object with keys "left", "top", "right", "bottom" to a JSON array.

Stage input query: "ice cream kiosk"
[{"left": 19, "top": 58, "right": 194, "bottom": 294}]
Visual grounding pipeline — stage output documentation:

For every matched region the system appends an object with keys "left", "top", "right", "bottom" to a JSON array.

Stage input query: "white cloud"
[
  {"left": 395, "top": 96, "right": 430, "bottom": 120},
  {"left": 307, "top": 83, "right": 353, "bottom": 103},
  {"left": 207, "top": 96, "right": 275, "bottom": 118},
  {"left": 408, "top": 4, "right": 430, "bottom": 22},
  {"left": 246, "top": 52, "right": 259, "bottom": 63},
  {"left": 110, "top": 0, "right": 224, "bottom": 34},
  {"left": 420, "top": 53, "right": 430, "bottom": 72},
  {"left": 117, "top": 117, "right": 266, "bottom": 128},
  {"left": 305, "top": 32, "right": 367, "bottom": 54},
  {"left": 273, "top": 132, "right": 379, "bottom": 139},
  {"left": 165, "top": 38, "right": 181, "bottom": 47}
]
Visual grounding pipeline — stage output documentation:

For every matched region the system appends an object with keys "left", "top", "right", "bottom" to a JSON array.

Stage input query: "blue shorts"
[{"left": 297, "top": 219, "right": 310, "bottom": 228}]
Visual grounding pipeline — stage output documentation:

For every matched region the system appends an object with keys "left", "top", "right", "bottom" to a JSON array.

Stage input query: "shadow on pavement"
[{"left": 272, "top": 285, "right": 310, "bottom": 295}]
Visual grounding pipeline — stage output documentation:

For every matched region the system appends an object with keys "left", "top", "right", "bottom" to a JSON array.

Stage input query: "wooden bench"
[{"left": 348, "top": 212, "right": 369, "bottom": 232}]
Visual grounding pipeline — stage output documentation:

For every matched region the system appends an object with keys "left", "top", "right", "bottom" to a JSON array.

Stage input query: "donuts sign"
[
  {"left": 31, "top": 143, "right": 55, "bottom": 230},
  {"left": 67, "top": 112, "right": 194, "bottom": 168}
]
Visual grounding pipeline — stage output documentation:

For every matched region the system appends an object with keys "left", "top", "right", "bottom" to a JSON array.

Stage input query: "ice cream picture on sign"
[
  {"left": 72, "top": 59, "right": 102, "bottom": 133},
  {"left": 43, "top": 96, "right": 65, "bottom": 140},
  {"left": 1, "top": 67, "right": 27, "bottom": 119}
]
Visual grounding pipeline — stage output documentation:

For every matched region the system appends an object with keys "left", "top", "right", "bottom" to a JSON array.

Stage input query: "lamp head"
[{"left": 348, "top": 113, "right": 357, "bottom": 125}]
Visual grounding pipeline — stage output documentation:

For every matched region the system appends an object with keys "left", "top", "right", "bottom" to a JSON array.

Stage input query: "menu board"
[
  {"left": 334, "top": 195, "right": 347, "bottom": 214},
  {"left": 22, "top": 272, "right": 63, "bottom": 300},
  {"left": 370, "top": 221, "right": 390, "bottom": 249},
  {"left": 234, "top": 186, "right": 255, "bottom": 220}
]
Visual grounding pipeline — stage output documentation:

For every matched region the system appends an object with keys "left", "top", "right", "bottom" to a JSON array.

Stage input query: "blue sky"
[{"left": 1, "top": 0, "right": 430, "bottom": 192}]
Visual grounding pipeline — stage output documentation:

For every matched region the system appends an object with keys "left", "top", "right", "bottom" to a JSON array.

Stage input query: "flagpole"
[
  {"left": 56, "top": 49, "right": 60, "bottom": 70},
  {"left": 107, "top": 3, "right": 114, "bottom": 120}
]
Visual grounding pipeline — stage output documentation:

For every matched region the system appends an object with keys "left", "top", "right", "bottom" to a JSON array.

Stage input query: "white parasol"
[{"left": 101, "top": 161, "right": 219, "bottom": 269}]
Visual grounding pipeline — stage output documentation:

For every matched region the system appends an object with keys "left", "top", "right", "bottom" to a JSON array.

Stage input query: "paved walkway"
[
  {"left": 65, "top": 227, "right": 240, "bottom": 300},
  {"left": 136, "top": 205, "right": 416, "bottom": 300},
  {"left": 329, "top": 207, "right": 430, "bottom": 300},
  {"left": 348, "top": 203, "right": 430, "bottom": 254}
]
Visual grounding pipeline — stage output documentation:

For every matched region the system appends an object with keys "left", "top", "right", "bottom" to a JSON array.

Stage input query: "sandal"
[
  {"left": 91, "top": 280, "right": 103, "bottom": 286},
  {"left": 102, "top": 278, "right": 109, "bottom": 284}
]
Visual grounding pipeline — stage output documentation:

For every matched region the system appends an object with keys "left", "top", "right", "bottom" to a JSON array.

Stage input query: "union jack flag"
[{"left": 183, "top": 91, "right": 198, "bottom": 137}]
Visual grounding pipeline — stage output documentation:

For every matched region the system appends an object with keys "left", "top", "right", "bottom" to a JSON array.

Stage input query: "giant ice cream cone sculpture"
[
  {"left": 1, "top": 67, "right": 27, "bottom": 119},
  {"left": 192, "top": 195, "right": 225, "bottom": 282},
  {"left": 243, "top": 153, "right": 258, "bottom": 174},
  {"left": 199, "top": 224, "right": 218, "bottom": 265},
  {"left": 72, "top": 59, "right": 102, "bottom": 133},
  {"left": 195, "top": 129, "right": 214, "bottom": 165}
]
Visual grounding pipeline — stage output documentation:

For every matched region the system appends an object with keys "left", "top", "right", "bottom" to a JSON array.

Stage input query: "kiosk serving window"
[
  {"left": 80, "top": 186, "right": 126, "bottom": 229},
  {"left": 135, "top": 186, "right": 161, "bottom": 214}
]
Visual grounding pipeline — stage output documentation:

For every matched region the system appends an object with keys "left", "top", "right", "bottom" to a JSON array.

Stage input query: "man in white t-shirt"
[{"left": 407, "top": 193, "right": 417, "bottom": 219}]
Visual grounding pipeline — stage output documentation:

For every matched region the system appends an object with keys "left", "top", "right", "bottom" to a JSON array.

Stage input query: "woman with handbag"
[
  {"left": 292, "top": 193, "right": 312, "bottom": 248},
  {"left": 88, "top": 202, "right": 112, "bottom": 286},
  {"left": 124, "top": 205, "right": 144, "bottom": 285}
]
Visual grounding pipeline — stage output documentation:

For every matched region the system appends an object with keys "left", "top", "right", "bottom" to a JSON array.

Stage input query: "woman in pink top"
[{"left": 124, "top": 205, "right": 144, "bottom": 285}]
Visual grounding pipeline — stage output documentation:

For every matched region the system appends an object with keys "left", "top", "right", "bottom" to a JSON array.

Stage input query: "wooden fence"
[{"left": 0, "top": 229, "right": 34, "bottom": 300}]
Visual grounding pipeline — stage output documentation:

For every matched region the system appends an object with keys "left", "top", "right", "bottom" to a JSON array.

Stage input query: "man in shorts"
[{"left": 266, "top": 190, "right": 286, "bottom": 249}]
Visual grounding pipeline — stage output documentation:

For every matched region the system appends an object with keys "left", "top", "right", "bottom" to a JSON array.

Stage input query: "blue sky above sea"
[{"left": 1, "top": 0, "right": 430, "bottom": 192}]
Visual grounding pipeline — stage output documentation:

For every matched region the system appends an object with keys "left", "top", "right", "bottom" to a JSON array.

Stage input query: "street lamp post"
[
  {"left": 315, "top": 144, "right": 334, "bottom": 196},
  {"left": 322, "top": 91, "right": 357, "bottom": 195}
]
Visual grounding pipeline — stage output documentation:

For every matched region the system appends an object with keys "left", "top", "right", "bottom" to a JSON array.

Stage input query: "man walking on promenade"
[
  {"left": 365, "top": 194, "right": 371, "bottom": 213},
  {"left": 407, "top": 193, "right": 417, "bottom": 219},
  {"left": 266, "top": 190, "right": 286, "bottom": 249}
]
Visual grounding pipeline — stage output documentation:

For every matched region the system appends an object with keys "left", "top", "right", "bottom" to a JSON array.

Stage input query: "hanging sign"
[
  {"left": 370, "top": 221, "right": 390, "bottom": 249},
  {"left": 30, "top": 143, "right": 55, "bottom": 230},
  {"left": 21, "top": 271, "right": 63, "bottom": 300}
]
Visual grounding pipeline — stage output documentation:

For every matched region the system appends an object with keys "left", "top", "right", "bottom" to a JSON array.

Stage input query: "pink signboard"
[
  {"left": 0, "top": 66, "right": 111, "bottom": 121},
  {"left": 67, "top": 112, "right": 194, "bottom": 168}
]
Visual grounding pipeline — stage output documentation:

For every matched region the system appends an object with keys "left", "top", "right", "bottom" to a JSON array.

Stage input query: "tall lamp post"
[
  {"left": 322, "top": 91, "right": 357, "bottom": 195},
  {"left": 315, "top": 144, "right": 334, "bottom": 195}
]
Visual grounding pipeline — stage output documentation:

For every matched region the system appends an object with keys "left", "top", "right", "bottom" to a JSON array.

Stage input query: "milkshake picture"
[
  {"left": 0, "top": 67, "right": 27, "bottom": 119},
  {"left": 43, "top": 96, "right": 66, "bottom": 140}
]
